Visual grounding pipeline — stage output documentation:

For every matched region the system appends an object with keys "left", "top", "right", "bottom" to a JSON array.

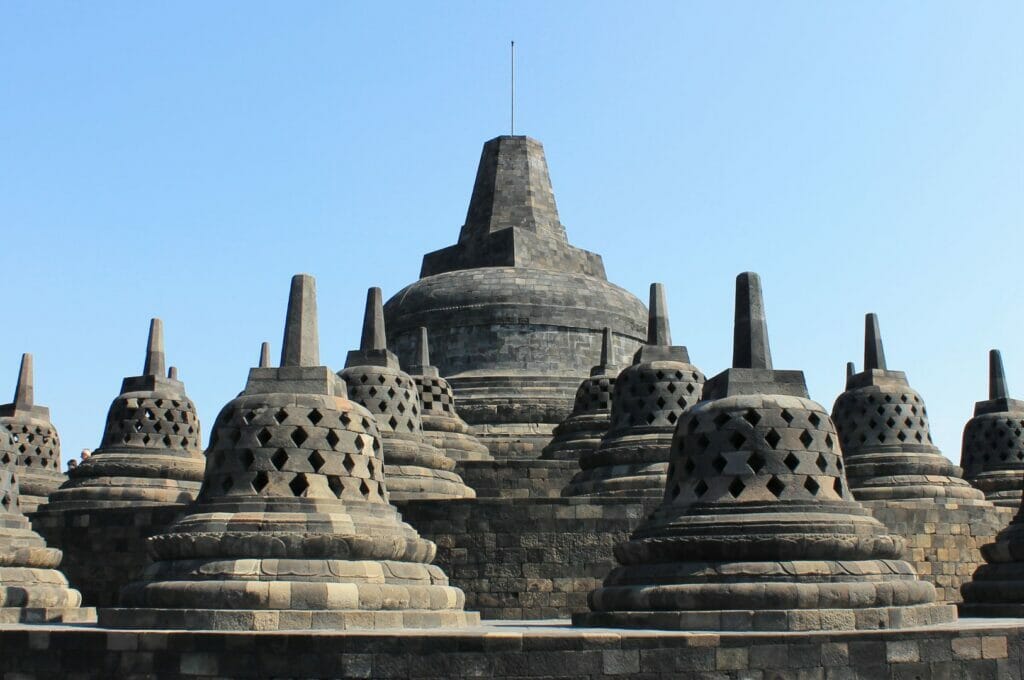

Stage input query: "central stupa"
[{"left": 384, "top": 136, "right": 648, "bottom": 459}]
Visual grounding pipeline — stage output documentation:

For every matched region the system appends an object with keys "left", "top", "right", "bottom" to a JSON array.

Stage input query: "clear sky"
[{"left": 1, "top": 3, "right": 1021, "bottom": 468}]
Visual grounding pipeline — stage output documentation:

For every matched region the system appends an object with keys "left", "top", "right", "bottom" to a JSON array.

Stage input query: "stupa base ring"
[
  {"left": 0, "top": 606, "right": 97, "bottom": 624},
  {"left": 99, "top": 607, "right": 480, "bottom": 631}
]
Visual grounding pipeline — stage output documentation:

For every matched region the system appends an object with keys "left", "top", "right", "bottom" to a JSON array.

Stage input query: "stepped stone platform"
[
  {"left": 0, "top": 618, "right": 1022, "bottom": 678},
  {"left": 455, "top": 459, "right": 578, "bottom": 499}
]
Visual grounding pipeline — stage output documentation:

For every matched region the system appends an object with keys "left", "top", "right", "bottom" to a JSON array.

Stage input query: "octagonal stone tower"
[
  {"left": 0, "top": 430, "right": 93, "bottom": 623},
  {"left": 341, "top": 288, "right": 475, "bottom": 501},
  {"left": 0, "top": 354, "right": 64, "bottom": 513},
  {"left": 102, "top": 275, "right": 478, "bottom": 630},
  {"left": 41, "top": 319, "right": 205, "bottom": 509},
  {"left": 831, "top": 314, "right": 983, "bottom": 502},
  {"left": 575, "top": 273, "right": 954, "bottom": 631},
  {"left": 406, "top": 327, "right": 492, "bottom": 463},
  {"left": 541, "top": 328, "right": 620, "bottom": 462},
  {"left": 563, "top": 284, "right": 704, "bottom": 498},
  {"left": 383, "top": 136, "right": 648, "bottom": 459},
  {"left": 960, "top": 350, "right": 1024, "bottom": 508}
]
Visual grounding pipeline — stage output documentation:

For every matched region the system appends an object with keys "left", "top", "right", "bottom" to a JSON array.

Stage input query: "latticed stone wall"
[
  {"left": 100, "top": 395, "right": 201, "bottom": 451},
  {"left": 4, "top": 419, "right": 60, "bottom": 474},
  {"left": 609, "top": 365, "right": 703, "bottom": 431},
  {"left": 343, "top": 369, "right": 422, "bottom": 434},
  {"left": 832, "top": 386, "right": 933, "bottom": 451},
  {"left": 962, "top": 412, "right": 1024, "bottom": 476}
]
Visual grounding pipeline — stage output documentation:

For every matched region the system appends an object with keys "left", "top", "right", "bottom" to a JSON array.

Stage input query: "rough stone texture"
[
  {"left": 542, "top": 327, "right": 621, "bottom": 462},
  {"left": 577, "top": 273, "right": 954, "bottom": 631},
  {"left": 407, "top": 327, "right": 493, "bottom": 463},
  {"left": 961, "top": 463, "right": 1024, "bottom": 616},
  {"left": 564, "top": 284, "right": 704, "bottom": 498},
  {"left": 0, "top": 353, "right": 65, "bottom": 513},
  {"left": 0, "top": 619, "right": 1023, "bottom": 679},
  {"left": 961, "top": 349, "right": 1024, "bottom": 508},
  {"left": 456, "top": 459, "right": 579, "bottom": 499},
  {"left": 340, "top": 288, "right": 475, "bottom": 501},
  {"left": 102, "top": 275, "right": 477, "bottom": 631},
  {"left": 384, "top": 136, "right": 648, "bottom": 460},
  {"left": 0, "top": 426, "right": 93, "bottom": 623},
  {"left": 396, "top": 496, "right": 658, "bottom": 619}
]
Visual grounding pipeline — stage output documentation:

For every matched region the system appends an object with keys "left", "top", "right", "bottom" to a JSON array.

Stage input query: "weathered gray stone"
[
  {"left": 575, "top": 273, "right": 954, "bottom": 631},
  {"left": 961, "top": 466, "right": 1024, "bottom": 616}
]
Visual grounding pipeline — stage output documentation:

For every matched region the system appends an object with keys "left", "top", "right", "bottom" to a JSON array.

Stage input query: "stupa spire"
[
  {"left": 847, "top": 362, "right": 856, "bottom": 380},
  {"left": 280, "top": 274, "right": 319, "bottom": 368},
  {"left": 167, "top": 367, "right": 178, "bottom": 380},
  {"left": 732, "top": 272, "right": 772, "bottom": 370},
  {"left": 415, "top": 327, "right": 430, "bottom": 368},
  {"left": 143, "top": 319, "right": 165, "bottom": 377},
  {"left": 259, "top": 342, "right": 271, "bottom": 368},
  {"left": 989, "top": 349, "right": 1009, "bottom": 400},
  {"left": 599, "top": 327, "right": 611, "bottom": 368},
  {"left": 647, "top": 283, "right": 671, "bottom": 346},
  {"left": 360, "top": 288, "right": 387, "bottom": 352},
  {"left": 864, "top": 313, "right": 887, "bottom": 371},
  {"left": 13, "top": 353, "right": 33, "bottom": 409}
]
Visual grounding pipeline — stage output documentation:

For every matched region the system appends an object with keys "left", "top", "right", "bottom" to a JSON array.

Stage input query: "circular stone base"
[
  {"left": 99, "top": 608, "right": 480, "bottom": 631},
  {"left": 573, "top": 603, "right": 957, "bottom": 632},
  {"left": 0, "top": 607, "right": 97, "bottom": 624},
  {"left": 959, "top": 603, "right": 1024, "bottom": 618}
]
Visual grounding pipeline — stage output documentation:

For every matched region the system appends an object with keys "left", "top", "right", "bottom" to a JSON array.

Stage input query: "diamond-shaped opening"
[
  {"left": 784, "top": 452, "right": 800, "bottom": 471},
  {"left": 221, "top": 476, "right": 234, "bottom": 493},
  {"left": 274, "top": 409, "right": 289, "bottom": 424},
  {"left": 163, "top": 435, "right": 172, "bottom": 447},
  {"left": 308, "top": 409, "right": 323, "bottom": 425},
  {"left": 686, "top": 383, "right": 695, "bottom": 394},
  {"left": 825, "top": 434, "right": 834, "bottom": 450},
  {"left": 712, "top": 454, "right": 728, "bottom": 473},
  {"left": 799, "top": 430, "right": 813, "bottom": 448},
  {"left": 326, "top": 430, "right": 340, "bottom": 449},
  {"left": 252, "top": 471, "right": 270, "bottom": 493},
  {"left": 728, "top": 477, "right": 745, "bottom": 498},
  {"left": 243, "top": 410, "right": 257, "bottom": 425},
  {"left": 670, "top": 483, "right": 681, "bottom": 499},
  {"left": 144, "top": 409, "right": 155, "bottom": 420},
  {"left": 359, "top": 479, "right": 372, "bottom": 497},
  {"left": 729, "top": 432, "right": 746, "bottom": 450},
  {"left": 0, "top": 453, "right": 10, "bottom": 466},
  {"left": 666, "top": 411, "right": 678, "bottom": 424},
  {"left": 834, "top": 477, "right": 844, "bottom": 495},
  {"left": 328, "top": 475, "right": 344, "bottom": 497},
  {"left": 697, "top": 434, "right": 710, "bottom": 451},
  {"left": 877, "top": 406, "right": 886, "bottom": 415},
  {"left": 743, "top": 409, "right": 761, "bottom": 426},
  {"left": 257, "top": 428, "right": 272, "bottom": 446},
  {"left": 894, "top": 405, "right": 903, "bottom": 414},
  {"left": 1, "top": 495, "right": 10, "bottom": 510},
  {"left": 291, "top": 428, "right": 308, "bottom": 446},
  {"left": 142, "top": 434, "right": 151, "bottom": 445},
  {"left": 359, "top": 373, "right": 369, "bottom": 384},
  {"left": 377, "top": 374, "right": 386, "bottom": 385},
  {"left": 241, "top": 449, "right": 255, "bottom": 469},
  {"left": 343, "top": 454, "right": 356, "bottom": 473},
  {"left": 683, "top": 458, "right": 696, "bottom": 474},
  {"left": 289, "top": 474, "right": 309, "bottom": 497},
  {"left": 884, "top": 394, "right": 893, "bottom": 403},
  {"left": 271, "top": 449, "right": 288, "bottom": 471},
  {"left": 133, "top": 421, "right": 143, "bottom": 432},
  {"left": 780, "top": 409, "right": 794, "bottom": 424},
  {"left": 714, "top": 413, "right": 731, "bottom": 428},
  {"left": 748, "top": 451, "right": 767, "bottom": 473},
  {"left": 886, "top": 417, "right": 896, "bottom": 428},
  {"left": 877, "top": 432, "right": 886, "bottom": 443},
  {"left": 897, "top": 431, "right": 907, "bottom": 442},
  {"left": 765, "top": 429, "right": 781, "bottom": 449},
  {"left": 767, "top": 475, "right": 785, "bottom": 497},
  {"left": 808, "top": 413, "right": 821, "bottom": 428},
  {"left": 816, "top": 453, "right": 828, "bottom": 472},
  {"left": 804, "top": 476, "right": 820, "bottom": 495},
  {"left": 694, "top": 480, "right": 709, "bottom": 497},
  {"left": 388, "top": 416, "right": 399, "bottom": 429},
  {"left": 666, "top": 382, "right": 677, "bottom": 393},
  {"left": 386, "top": 387, "right": 397, "bottom": 399},
  {"left": 368, "top": 386, "right": 378, "bottom": 398},
  {"left": 656, "top": 397, "right": 666, "bottom": 409}
]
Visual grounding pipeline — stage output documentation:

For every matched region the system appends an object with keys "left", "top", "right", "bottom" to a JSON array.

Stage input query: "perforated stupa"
[
  {"left": 563, "top": 284, "right": 704, "bottom": 498},
  {"left": 102, "top": 274, "right": 478, "bottom": 630},
  {"left": 0, "top": 354, "right": 64, "bottom": 512},
  {"left": 960, "top": 350, "right": 1024, "bottom": 508},
  {"left": 340, "top": 288, "right": 475, "bottom": 500},
  {"left": 575, "top": 273, "right": 955, "bottom": 631}
]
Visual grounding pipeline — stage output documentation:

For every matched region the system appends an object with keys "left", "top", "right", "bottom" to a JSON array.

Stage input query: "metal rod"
[{"left": 511, "top": 40, "right": 515, "bottom": 135}]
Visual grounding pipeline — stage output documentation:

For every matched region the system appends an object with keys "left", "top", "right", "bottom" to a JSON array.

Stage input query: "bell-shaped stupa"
[
  {"left": 384, "top": 136, "right": 648, "bottom": 459},
  {"left": 0, "top": 430, "right": 93, "bottom": 623},
  {"left": 406, "top": 327, "right": 492, "bottom": 462},
  {"left": 103, "top": 275, "right": 478, "bottom": 630},
  {"left": 575, "top": 273, "right": 954, "bottom": 631},
  {"left": 960, "top": 350, "right": 1024, "bottom": 508},
  {"left": 563, "top": 284, "right": 704, "bottom": 497},
  {"left": 0, "top": 354, "right": 64, "bottom": 512},
  {"left": 831, "top": 314, "right": 984, "bottom": 502},
  {"left": 41, "top": 319, "right": 205, "bottom": 509},
  {"left": 542, "top": 328, "right": 620, "bottom": 461},
  {"left": 340, "top": 288, "right": 475, "bottom": 501}
]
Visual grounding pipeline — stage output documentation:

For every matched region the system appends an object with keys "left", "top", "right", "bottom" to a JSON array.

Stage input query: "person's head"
[
  {"left": 80, "top": 449, "right": 91, "bottom": 461},
  {"left": 67, "top": 459, "right": 78, "bottom": 470}
]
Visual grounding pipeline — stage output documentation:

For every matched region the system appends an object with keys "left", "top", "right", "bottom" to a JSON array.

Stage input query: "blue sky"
[{"left": 1, "top": 3, "right": 1021, "bottom": 467}]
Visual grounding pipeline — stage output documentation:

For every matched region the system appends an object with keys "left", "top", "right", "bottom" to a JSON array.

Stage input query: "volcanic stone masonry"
[
  {"left": 0, "top": 353, "right": 64, "bottom": 513},
  {"left": 563, "top": 283, "right": 705, "bottom": 498},
  {"left": 31, "top": 318, "right": 206, "bottom": 606},
  {"left": 0, "top": 426, "right": 93, "bottom": 624},
  {"left": 961, "top": 349, "right": 1024, "bottom": 508},
  {"left": 384, "top": 135, "right": 648, "bottom": 460},
  {"left": 576, "top": 272, "right": 955, "bottom": 631},
  {"left": 340, "top": 287, "right": 474, "bottom": 501},
  {"left": 831, "top": 314, "right": 1012, "bottom": 603},
  {"left": 101, "top": 274, "right": 478, "bottom": 631}
]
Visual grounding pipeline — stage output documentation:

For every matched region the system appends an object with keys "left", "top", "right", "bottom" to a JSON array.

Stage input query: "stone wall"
[
  {"left": 396, "top": 497, "right": 657, "bottom": 619},
  {"left": 455, "top": 459, "right": 578, "bottom": 499},
  {"left": 0, "top": 620, "right": 1021, "bottom": 679}
]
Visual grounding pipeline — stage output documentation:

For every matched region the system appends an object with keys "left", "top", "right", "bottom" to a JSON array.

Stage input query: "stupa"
[
  {"left": 102, "top": 274, "right": 478, "bottom": 630},
  {"left": 830, "top": 314, "right": 1006, "bottom": 603},
  {"left": 0, "top": 354, "right": 64, "bottom": 513},
  {"left": 562, "top": 284, "right": 704, "bottom": 498},
  {"left": 40, "top": 319, "right": 204, "bottom": 509},
  {"left": 383, "top": 135, "right": 648, "bottom": 459},
  {"left": 960, "top": 350, "right": 1024, "bottom": 508},
  {"left": 340, "top": 288, "right": 475, "bottom": 501},
  {"left": 541, "top": 328, "right": 620, "bottom": 462},
  {"left": 0, "top": 429, "right": 93, "bottom": 623},
  {"left": 961, "top": 488, "right": 1024, "bottom": 616},
  {"left": 575, "top": 273, "right": 955, "bottom": 631},
  {"left": 406, "top": 327, "right": 492, "bottom": 463}
]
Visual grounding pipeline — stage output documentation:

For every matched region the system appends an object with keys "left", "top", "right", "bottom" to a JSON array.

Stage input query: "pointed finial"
[
  {"left": 647, "top": 283, "right": 671, "bottom": 346},
  {"left": 143, "top": 318, "right": 166, "bottom": 377},
  {"left": 167, "top": 366, "right": 178, "bottom": 380},
  {"left": 280, "top": 274, "right": 319, "bottom": 368},
  {"left": 259, "top": 342, "right": 271, "bottom": 368},
  {"left": 600, "top": 327, "right": 612, "bottom": 367},
  {"left": 415, "top": 327, "right": 431, "bottom": 368},
  {"left": 13, "top": 353, "right": 34, "bottom": 409},
  {"left": 989, "top": 349, "right": 1009, "bottom": 400},
  {"left": 864, "top": 313, "right": 887, "bottom": 371},
  {"left": 846, "top": 361, "right": 856, "bottom": 379},
  {"left": 732, "top": 272, "right": 773, "bottom": 370},
  {"left": 359, "top": 287, "right": 387, "bottom": 352}
]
